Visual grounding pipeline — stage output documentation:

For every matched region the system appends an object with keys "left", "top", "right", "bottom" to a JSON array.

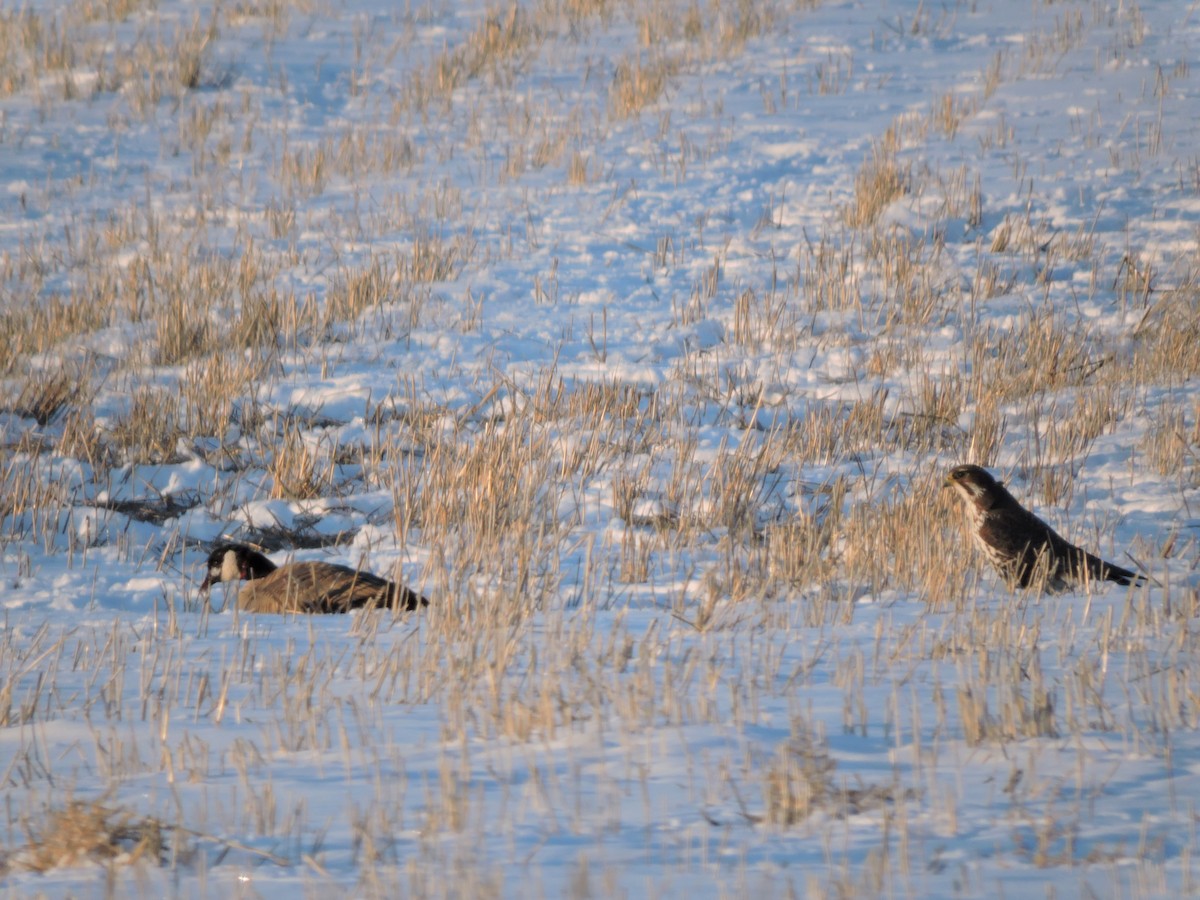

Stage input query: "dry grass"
[
  {"left": 268, "top": 423, "right": 337, "bottom": 500},
  {"left": 1129, "top": 283, "right": 1200, "bottom": 382},
  {"left": 863, "top": 231, "right": 959, "bottom": 328},
  {"left": 609, "top": 51, "right": 677, "bottom": 119},
  {"left": 969, "top": 307, "right": 1104, "bottom": 403},
  {"left": 401, "top": 4, "right": 540, "bottom": 113},
  {"left": 110, "top": 387, "right": 185, "bottom": 465},
  {"left": 3, "top": 799, "right": 168, "bottom": 875},
  {"left": 0, "top": 450, "right": 72, "bottom": 547},
  {"left": 928, "top": 90, "right": 978, "bottom": 140},
  {"left": 0, "top": 294, "right": 113, "bottom": 373},
  {"left": 1138, "top": 399, "right": 1200, "bottom": 479},
  {"left": 4, "top": 365, "right": 92, "bottom": 426},
  {"left": 843, "top": 134, "right": 910, "bottom": 229},
  {"left": 760, "top": 717, "right": 900, "bottom": 826},
  {"left": 0, "top": 4, "right": 223, "bottom": 108},
  {"left": 2, "top": 0, "right": 1199, "bottom": 894},
  {"left": 179, "top": 351, "right": 271, "bottom": 440}
]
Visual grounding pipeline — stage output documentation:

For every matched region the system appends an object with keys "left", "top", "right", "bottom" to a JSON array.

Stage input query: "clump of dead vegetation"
[
  {"left": 1, "top": 800, "right": 169, "bottom": 875},
  {"left": 759, "top": 718, "right": 906, "bottom": 826},
  {"left": 0, "top": 0, "right": 1197, "bottom": 894}
]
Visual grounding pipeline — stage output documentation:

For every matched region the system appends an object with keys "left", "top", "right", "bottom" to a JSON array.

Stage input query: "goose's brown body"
[{"left": 199, "top": 543, "right": 428, "bottom": 614}]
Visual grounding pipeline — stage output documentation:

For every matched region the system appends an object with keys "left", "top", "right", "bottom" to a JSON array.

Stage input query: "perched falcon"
[{"left": 944, "top": 464, "right": 1144, "bottom": 592}]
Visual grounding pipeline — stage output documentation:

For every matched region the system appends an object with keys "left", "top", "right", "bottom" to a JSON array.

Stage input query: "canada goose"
[{"left": 199, "top": 542, "right": 429, "bottom": 614}]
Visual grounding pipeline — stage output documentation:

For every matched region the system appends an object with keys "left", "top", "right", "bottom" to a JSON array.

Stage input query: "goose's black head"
[{"left": 199, "top": 543, "right": 277, "bottom": 594}]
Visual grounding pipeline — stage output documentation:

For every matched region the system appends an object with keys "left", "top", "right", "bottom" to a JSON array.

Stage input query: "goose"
[{"left": 199, "top": 542, "right": 429, "bottom": 614}]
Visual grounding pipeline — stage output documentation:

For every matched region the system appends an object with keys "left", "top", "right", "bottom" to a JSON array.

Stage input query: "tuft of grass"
[
  {"left": 761, "top": 717, "right": 901, "bottom": 826},
  {"left": 730, "top": 287, "right": 799, "bottom": 351},
  {"left": 110, "top": 387, "right": 184, "bottom": 464},
  {"left": 155, "top": 294, "right": 216, "bottom": 365},
  {"left": 179, "top": 351, "right": 270, "bottom": 440},
  {"left": 762, "top": 719, "right": 838, "bottom": 825},
  {"left": 401, "top": 4, "right": 539, "bottom": 112},
  {"left": 609, "top": 51, "right": 676, "bottom": 119},
  {"left": 969, "top": 307, "right": 1103, "bottom": 403},
  {"left": 1129, "top": 282, "right": 1200, "bottom": 382},
  {"left": 811, "top": 49, "right": 853, "bottom": 95},
  {"left": 716, "top": 0, "right": 773, "bottom": 55},
  {"left": 8, "top": 799, "right": 168, "bottom": 874},
  {"left": 0, "top": 450, "right": 66, "bottom": 543},
  {"left": 401, "top": 231, "right": 473, "bottom": 284},
  {"left": 566, "top": 149, "right": 593, "bottom": 185},
  {"left": 928, "top": 90, "right": 978, "bottom": 139},
  {"left": 268, "top": 423, "right": 336, "bottom": 500},
  {"left": 5, "top": 366, "right": 88, "bottom": 425},
  {"left": 1138, "top": 399, "right": 1199, "bottom": 480},
  {"left": 843, "top": 134, "right": 909, "bottom": 229},
  {"left": 324, "top": 258, "right": 395, "bottom": 329},
  {"left": 174, "top": 12, "right": 219, "bottom": 92},
  {"left": 957, "top": 670, "right": 1058, "bottom": 746},
  {"left": 0, "top": 294, "right": 112, "bottom": 375},
  {"left": 842, "top": 473, "right": 976, "bottom": 600},
  {"left": 234, "top": 289, "right": 288, "bottom": 351}
]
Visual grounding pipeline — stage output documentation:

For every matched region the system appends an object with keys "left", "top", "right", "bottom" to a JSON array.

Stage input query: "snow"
[{"left": 2, "top": 0, "right": 1200, "bottom": 895}]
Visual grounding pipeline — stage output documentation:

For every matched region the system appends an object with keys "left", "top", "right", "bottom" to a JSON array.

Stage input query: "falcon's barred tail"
[
  {"left": 1082, "top": 550, "right": 1142, "bottom": 587},
  {"left": 1107, "top": 566, "right": 1143, "bottom": 587}
]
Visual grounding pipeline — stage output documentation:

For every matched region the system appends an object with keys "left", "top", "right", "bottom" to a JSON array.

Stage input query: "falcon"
[{"left": 944, "top": 464, "right": 1144, "bottom": 592}]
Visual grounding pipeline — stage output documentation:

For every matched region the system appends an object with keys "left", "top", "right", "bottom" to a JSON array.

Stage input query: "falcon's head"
[{"left": 944, "top": 464, "right": 1004, "bottom": 511}]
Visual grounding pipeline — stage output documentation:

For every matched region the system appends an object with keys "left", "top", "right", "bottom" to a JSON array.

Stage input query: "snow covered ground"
[{"left": 2, "top": 0, "right": 1200, "bottom": 895}]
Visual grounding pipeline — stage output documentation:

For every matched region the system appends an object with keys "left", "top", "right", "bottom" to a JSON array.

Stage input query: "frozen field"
[{"left": 2, "top": 0, "right": 1200, "bottom": 895}]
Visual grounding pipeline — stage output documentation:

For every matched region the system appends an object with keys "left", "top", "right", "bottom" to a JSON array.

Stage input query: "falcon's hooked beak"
[{"left": 943, "top": 471, "right": 967, "bottom": 492}]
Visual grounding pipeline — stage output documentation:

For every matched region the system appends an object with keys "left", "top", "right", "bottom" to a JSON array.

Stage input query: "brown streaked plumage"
[
  {"left": 199, "top": 543, "right": 429, "bottom": 614},
  {"left": 944, "top": 464, "right": 1144, "bottom": 593}
]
